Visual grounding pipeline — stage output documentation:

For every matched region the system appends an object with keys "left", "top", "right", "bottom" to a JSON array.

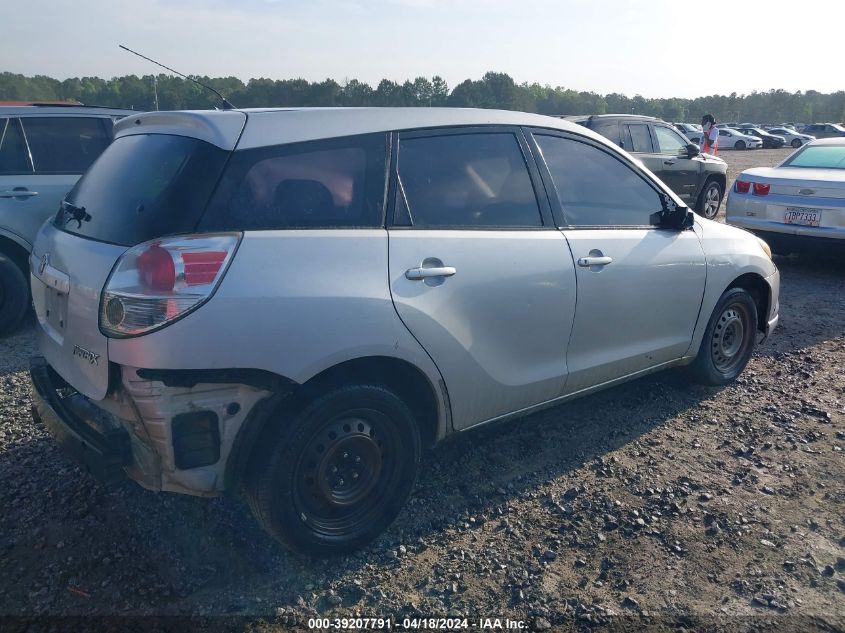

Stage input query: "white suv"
[
  {"left": 0, "top": 105, "right": 132, "bottom": 334},
  {"left": 29, "top": 108, "right": 779, "bottom": 555}
]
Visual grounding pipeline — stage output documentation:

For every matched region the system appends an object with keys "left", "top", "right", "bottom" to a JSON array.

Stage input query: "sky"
[{"left": 1, "top": 0, "right": 840, "bottom": 99}]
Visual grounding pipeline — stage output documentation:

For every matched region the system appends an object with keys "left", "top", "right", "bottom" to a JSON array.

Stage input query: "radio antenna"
[{"left": 118, "top": 44, "right": 235, "bottom": 110}]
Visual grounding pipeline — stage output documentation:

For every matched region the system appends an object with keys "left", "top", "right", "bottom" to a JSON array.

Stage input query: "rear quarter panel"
[{"left": 106, "top": 230, "right": 450, "bottom": 432}]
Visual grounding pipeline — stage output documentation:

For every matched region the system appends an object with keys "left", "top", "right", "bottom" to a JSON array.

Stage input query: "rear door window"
[
  {"left": 21, "top": 117, "right": 111, "bottom": 174},
  {"left": 0, "top": 118, "right": 32, "bottom": 174},
  {"left": 202, "top": 134, "right": 387, "bottom": 230},
  {"left": 626, "top": 124, "right": 654, "bottom": 153},
  {"left": 395, "top": 132, "right": 542, "bottom": 228},
  {"left": 58, "top": 134, "right": 229, "bottom": 246}
]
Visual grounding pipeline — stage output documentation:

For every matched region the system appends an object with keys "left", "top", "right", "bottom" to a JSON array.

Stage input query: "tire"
[
  {"left": 0, "top": 254, "right": 29, "bottom": 336},
  {"left": 245, "top": 384, "right": 421, "bottom": 557},
  {"left": 791, "top": 139, "right": 802, "bottom": 148},
  {"left": 695, "top": 180, "right": 723, "bottom": 220},
  {"left": 688, "top": 288, "right": 758, "bottom": 386},
  {"left": 734, "top": 140, "right": 746, "bottom": 150}
]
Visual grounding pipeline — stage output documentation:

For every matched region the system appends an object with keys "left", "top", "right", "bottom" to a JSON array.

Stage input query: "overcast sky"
[{"left": 1, "top": 0, "right": 839, "bottom": 99}]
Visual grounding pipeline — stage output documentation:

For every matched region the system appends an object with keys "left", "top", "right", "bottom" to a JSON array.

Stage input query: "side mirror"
[
  {"left": 685, "top": 143, "right": 700, "bottom": 158},
  {"left": 651, "top": 194, "right": 695, "bottom": 230}
]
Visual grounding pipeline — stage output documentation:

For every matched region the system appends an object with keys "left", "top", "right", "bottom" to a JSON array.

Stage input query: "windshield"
[
  {"left": 783, "top": 145, "right": 845, "bottom": 169},
  {"left": 57, "top": 134, "right": 229, "bottom": 246}
]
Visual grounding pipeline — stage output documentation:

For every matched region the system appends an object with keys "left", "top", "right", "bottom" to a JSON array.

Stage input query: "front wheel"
[
  {"left": 688, "top": 288, "right": 758, "bottom": 386},
  {"left": 245, "top": 384, "right": 421, "bottom": 557},
  {"left": 734, "top": 140, "right": 746, "bottom": 150},
  {"left": 791, "top": 138, "right": 802, "bottom": 148},
  {"left": 695, "top": 180, "right": 723, "bottom": 220}
]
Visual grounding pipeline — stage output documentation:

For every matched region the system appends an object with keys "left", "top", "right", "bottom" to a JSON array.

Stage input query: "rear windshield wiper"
[{"left": 60, "top": 200, "right": 92, "bottom": 229}]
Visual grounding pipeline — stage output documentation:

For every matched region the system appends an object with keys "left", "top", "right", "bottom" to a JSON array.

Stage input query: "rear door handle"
[
  {"left": 0, "top": 189, "right": 38, "bottom": 199},
  {"left": 663, "top": 160, "right": 676, "bottom": 165},
  {"left": 405, "top": 266, "right": 457, "bottom": 280},
  {"left": 577, "top": 256, "right": 613, "bottom": 267}
]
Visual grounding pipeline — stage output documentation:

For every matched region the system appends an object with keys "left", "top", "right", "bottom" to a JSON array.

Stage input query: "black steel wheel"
[
  {"left": 0, "top": 254, "right": 28, "bottom": 336},
  {"left": 245, "top": 384, "right": 420, "bottom": 556},
  {"left": 688, "top": 287, "right": 758, "bottom": 385},
  {"left": 695, "top": 180, "right": 723, "bottom": 220}
]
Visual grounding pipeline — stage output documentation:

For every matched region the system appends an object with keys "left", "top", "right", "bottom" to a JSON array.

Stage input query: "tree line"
[{"left": 2, "top": 71, "right": 844, "bottom": 124}]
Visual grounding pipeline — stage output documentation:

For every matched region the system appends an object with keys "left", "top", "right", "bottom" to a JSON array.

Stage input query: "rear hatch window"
[{"left": 56, "top": 134, "right": 229, "bottom": 246}]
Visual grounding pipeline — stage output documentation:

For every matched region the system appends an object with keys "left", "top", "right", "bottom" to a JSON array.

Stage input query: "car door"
[
  {"left": 387, "top": 127, "right": 577, "bottom": 430},
  {"left": 652, "top": 124, "right": 699, "bottom": 204},
  {"left": 527, "top": 130, "right": 706, "bottom": 394},
  {"left": 2, "top": 116, "right": 111, "bottom": 249},
  {"left": 0, "top": 117, "right": 39, "bottom": 246}
]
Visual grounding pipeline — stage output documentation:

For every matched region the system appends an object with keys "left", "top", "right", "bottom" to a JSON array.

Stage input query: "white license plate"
[{"left": 784, "top": 207, "right": 822, "bottom": 227}]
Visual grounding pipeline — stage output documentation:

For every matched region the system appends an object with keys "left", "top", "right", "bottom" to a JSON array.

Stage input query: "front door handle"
[
  {"left": 405, "top": 266, "right": 456, "bottom": 280},
  {"left": 0, "top": 189, "right": 39, "bottom": 199},
  {"left": 663, "top": 160, "right": 676, "bottom": 165},
  {"left": 577, "top": 256, "right": 613, "bottom": 267}
]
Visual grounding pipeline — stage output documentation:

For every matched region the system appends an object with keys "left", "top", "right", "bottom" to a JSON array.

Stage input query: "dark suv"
[{"left": 570, "top": 115, "right": 728, "bottom": 219}]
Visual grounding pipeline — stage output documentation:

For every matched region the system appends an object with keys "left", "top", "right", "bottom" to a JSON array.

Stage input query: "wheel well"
[
  {"left": 298, "top": 357, "right": 441, "bottom": 448},
  {"left": 704, "top": 172, "right": 727, "bottom": 195},
  {"left": 0, "top": 236, "right": 30, "bottom": 275},
  {"left": 226, "top": 356, "right": 443, "bottom": 489},
  {"left": 727, "top": 273, "right": 769, "bottom": 333}
]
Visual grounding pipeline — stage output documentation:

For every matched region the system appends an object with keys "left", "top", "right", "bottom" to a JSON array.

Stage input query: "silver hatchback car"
[{"left": 29, "top": 108, "right": 780, "bottom": 555}]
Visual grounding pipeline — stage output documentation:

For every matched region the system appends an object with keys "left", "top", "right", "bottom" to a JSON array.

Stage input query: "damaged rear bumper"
[
  {"left": 30, "top": 356, "right": 287, "bottom": 496},
  {"left": 30, "top": 356, "right": 132, "bottom": 483}
]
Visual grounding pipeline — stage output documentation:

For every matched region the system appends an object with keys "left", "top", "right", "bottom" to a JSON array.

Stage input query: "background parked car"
[
  {"left": 718, "top": 127, "right": 763, "bottom": 150},
  {"left": 572, "top": 114, "right": 727, "bottom": 218},
  {"left": 0, "top": 104, "right": 133, "bottom": 334},
  {"left": 801, "top": 123, "right": 845, "bottom": 139},
  {"left": 725, "top": 137, "right": 845, "bottom": 256},
  {"left": 674, "top": 122, "right": 701, "bottom": 140},
  {"left": 737, "top": 127, "right": 786, "bottom": 149},
  {"left": 766, "top": 127, "right": 815, "bottom": 148}
]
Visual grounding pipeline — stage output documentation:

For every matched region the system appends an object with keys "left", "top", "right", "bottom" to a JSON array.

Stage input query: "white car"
[
  {"left": 766, "top": 127, "right": 815, "bottom": 149},
  {"left": 717, "top": 128, "right": 763, "bottom": 150},
  {"left": 726, "top": 138, "right": 845, "bottom": 255}
]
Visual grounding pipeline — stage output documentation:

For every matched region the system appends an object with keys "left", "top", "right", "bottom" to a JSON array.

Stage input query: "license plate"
[{"left": 784, "top": 207, "right": 822, "bottom": 227}]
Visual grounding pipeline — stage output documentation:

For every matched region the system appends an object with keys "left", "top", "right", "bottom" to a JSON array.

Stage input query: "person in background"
[{"left": 700, "top": 114, "right": 719, "bottom": 155}]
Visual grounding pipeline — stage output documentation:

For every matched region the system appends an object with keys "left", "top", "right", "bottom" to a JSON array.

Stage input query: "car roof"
[
  {"left": 808, "top": 137, "right": 845, "bottom": 146},
  {"left": 0, "top": 105, "right": 136, "bottom": 116},
  {"left": 115, "top": 107, "right": 614, "bottom": 151}
]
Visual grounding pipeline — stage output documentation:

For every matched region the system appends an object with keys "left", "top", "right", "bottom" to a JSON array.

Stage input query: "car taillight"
[
  {"left": 734, "top": 180, "right": 751, "bottom": 193},
  {"left": 752, "top": 182, "right": 770, "bottom": 196},
  {"left": 100, "top": 233, "right": 241, "bottom": 338}
]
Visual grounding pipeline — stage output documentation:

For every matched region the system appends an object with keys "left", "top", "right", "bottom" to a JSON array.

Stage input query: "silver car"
[
  {"left": 726, "top": 137, "right": 845, "bottom": 254},
  {"left": 0, "top": 105, "right": 132, "bottom": 334},
  {"left": 29, "top": 108, "right": 780, "bottom": 555}
]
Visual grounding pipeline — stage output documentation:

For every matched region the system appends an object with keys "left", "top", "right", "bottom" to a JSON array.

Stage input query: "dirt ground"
[{"left": 1, "top": 147, "right": 843, "bottom": 632}]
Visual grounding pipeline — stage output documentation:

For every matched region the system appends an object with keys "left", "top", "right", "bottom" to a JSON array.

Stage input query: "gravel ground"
[{"left": 1, "top": 147, "right": 844, "bottom": 632}]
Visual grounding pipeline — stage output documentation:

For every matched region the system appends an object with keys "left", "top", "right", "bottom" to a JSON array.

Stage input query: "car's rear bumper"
[
  {"left": 742, "top": 228, "right": 845, "bottom": 255},
  {"left": 30, "top": 356, "right": 132, "bottom": 483}
]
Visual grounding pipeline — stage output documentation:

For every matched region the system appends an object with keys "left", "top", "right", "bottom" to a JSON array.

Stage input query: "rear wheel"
[
  {"left": 791, "top": 138, "right": 802, "bottom": 148},
  {"left": 695, "top": 180, "right": 723, "bottom": 220},
  {"left": 0, "top": 254, "right": 29, "bottom": 336},
  {"left": 688, "top": 288, "right": 758, "bottom": 386},
  {"left": 734, "top": 140, "right": 746, "bottom": 150},
  {"left": 245, "top": 384, "right": 420, "bottom": 557}
]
